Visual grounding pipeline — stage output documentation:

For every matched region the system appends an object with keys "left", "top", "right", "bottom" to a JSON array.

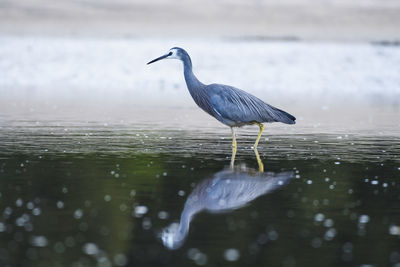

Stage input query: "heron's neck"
[
  {"left": 177, "top": 198, "right": 203, "bottom": 238},
  {"left": 182, "top": 56, "right": 203, "bottom": 92}
]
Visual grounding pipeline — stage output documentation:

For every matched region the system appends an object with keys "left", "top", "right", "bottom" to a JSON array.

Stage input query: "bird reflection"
[{"left": 161, "top": 166, "right": 293, "bottom": 249}]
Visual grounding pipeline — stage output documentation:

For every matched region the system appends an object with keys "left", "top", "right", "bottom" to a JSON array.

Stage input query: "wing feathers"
[{"left": 208, "top": 84, "right": 296, "bottom": 125}]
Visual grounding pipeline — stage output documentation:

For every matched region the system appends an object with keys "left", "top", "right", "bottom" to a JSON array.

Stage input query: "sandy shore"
[
  {"left": 1, "top": 36, "right": 399, "bottom": 125},
  {"left": 1, "top": 0, "right": 400, "bottom": 41}
]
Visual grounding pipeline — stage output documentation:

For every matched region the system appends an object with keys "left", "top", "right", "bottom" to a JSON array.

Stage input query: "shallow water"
[{"left": 0, "top": 114, "right": 399, "bottom": 267}]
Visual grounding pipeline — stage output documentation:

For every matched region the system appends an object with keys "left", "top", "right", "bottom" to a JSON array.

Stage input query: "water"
[
  {"left": 1, "top": 35, "right": 400, "bottom": 266},
  {"left": 0, "top": 112, "right": 399, "bottom": 266}
]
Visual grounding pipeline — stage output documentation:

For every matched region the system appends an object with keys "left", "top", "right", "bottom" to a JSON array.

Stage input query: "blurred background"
[
  {"left": 1, "top": 0, "right": 399, "bottom": 126},
  {"left": 2, "top": 0, "right": 400, "bottom": 39},
  {"left": 1, "top": 1, "right": 400, "bottom": 267}
]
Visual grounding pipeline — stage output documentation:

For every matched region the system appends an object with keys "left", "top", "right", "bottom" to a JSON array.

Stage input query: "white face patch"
[{"left": 167, "top": 49, "right": 180, "bottom": 60}]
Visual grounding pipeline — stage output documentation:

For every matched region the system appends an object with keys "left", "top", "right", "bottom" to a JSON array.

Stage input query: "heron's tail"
[{"left": 272, "top": 107, "right": 296, "bottom": 124}]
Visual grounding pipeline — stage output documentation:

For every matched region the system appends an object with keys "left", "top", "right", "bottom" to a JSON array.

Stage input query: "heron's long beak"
[{"left": 147, "top": 53, "right": 171, "bottom": 65}]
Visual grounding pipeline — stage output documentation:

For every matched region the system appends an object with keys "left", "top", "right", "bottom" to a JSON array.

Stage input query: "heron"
[
  {"left": 161, "top": 167, "right": 294, "bottom": 249},
  {"left": 147, "top": 47, "right": 296, "bottom": 172}
]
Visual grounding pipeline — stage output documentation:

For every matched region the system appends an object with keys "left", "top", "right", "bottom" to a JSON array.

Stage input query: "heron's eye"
[{"left": 168, "top": 52, "right": 173, "bottom": 56}]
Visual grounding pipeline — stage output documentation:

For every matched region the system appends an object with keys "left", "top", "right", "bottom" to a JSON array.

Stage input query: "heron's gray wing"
[{"left": 208, "top": 84, "right": 295, "bottom": 125}]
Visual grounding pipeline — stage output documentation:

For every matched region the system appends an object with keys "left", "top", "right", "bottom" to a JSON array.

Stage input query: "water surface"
[{"left": 0, "top": 113, "right": 399, "bottom": 266}]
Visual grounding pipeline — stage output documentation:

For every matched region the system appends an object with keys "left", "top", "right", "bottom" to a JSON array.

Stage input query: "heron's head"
[{"left": 147, "top": 47, "right": 188, "bottom": 65}]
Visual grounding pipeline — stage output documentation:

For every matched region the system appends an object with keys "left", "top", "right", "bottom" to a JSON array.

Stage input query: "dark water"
[{"left": 0, "top": 119, "right": 400, "bottom": 267}]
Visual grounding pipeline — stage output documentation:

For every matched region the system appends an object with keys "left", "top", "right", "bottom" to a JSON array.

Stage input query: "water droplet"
[
  {"left": 186, "top": 248, "right": 208, "bottom": 265},
  {"left": 15, "top": 198, "right": 23, "bottom": 207},
  {"left": 32, "top": 207, "right": 41, "bottom": 216},
  {"left": 268, "top": 230, "right": 279, "bottom": 240},
  {"left": 359, "top": 214, "right": 370, "bottom": 224},
  {"left": 26, "top": 202, "right": 34, "bottom": 210},
  {"left": 0, "top": 222, "right": 6, "bottom": 232},
  {"left": 16, "top": 215, "right": 28, "bottom": 226},
  {"left": 119, "top": 204, "right": 127, "bottom": 212},
  {"left": 314, "top": 213, "right": 325, "bottom": 222},
  {"left": 83, "top": 243, "right": 99, "bottom": 255},
  {"left": 348, "top": 189, "right": 353, "bottom": 194},
  {"left": 224, "top": 248, "right": 240, "bottom": 261},
  {"left": 311, "top": 237, "right": 322, "bottom": 248},
  {"left": 188, "top": 248, "right": 200, "bottom": 260},
  {"left": 389, "top": 225, "right": 400, "bottom": 236},
  {"left": 257, "top": 233, "right": 268, "bottom": 244},
  {"left": 324, "top": 228, "right": 337, "bottom": 241},
  {"left": 323, "top": 219, "right": 334, "bottom": 227},
  {"left": 142, "top": 217, "right": 152, "bottom": 230},
  {"left": 114, "top": 254, "right": 128, "bottom": 266},
  {"left": 342, "top": 242, "right": 353, "bottom": 252},
  {"left": 54, "top": 242, "right": 65, "bottom": 254},
  {"left": 158, "top": 211, "right": 169, "bottom": 220},
  {"left": 74, "top": 209, "right": 83, "bottom": 219},
  {"left": 31, "top": 236, "right": 48, "bottom": 247},
  {"left": 56, "top": 201, "right": 64, "bottom": 209},
  {"left": 134, "top": 206, "right": 148, "bottom": 217},
  {"left": 65, "top": 236, "right": 75, "bottom": 247}
]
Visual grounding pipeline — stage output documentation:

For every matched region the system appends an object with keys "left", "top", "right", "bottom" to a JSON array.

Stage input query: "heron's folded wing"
[
  {"left": 209, "top": 88, "right": 266, "bottom": 123},
  {"left": 209, "top": 84, "right": 295, "bottom": 124}
]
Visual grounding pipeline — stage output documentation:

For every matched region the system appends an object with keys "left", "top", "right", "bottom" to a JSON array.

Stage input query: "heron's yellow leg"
[
  {"left": 254, "top": 123, "right": 264, "bottom": 172},
  {"left": 230, "top": 127, "right": 237, "bottom": 169},
  {"left": 254, "top": 123, "right": 264, "bottom": 150}
]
